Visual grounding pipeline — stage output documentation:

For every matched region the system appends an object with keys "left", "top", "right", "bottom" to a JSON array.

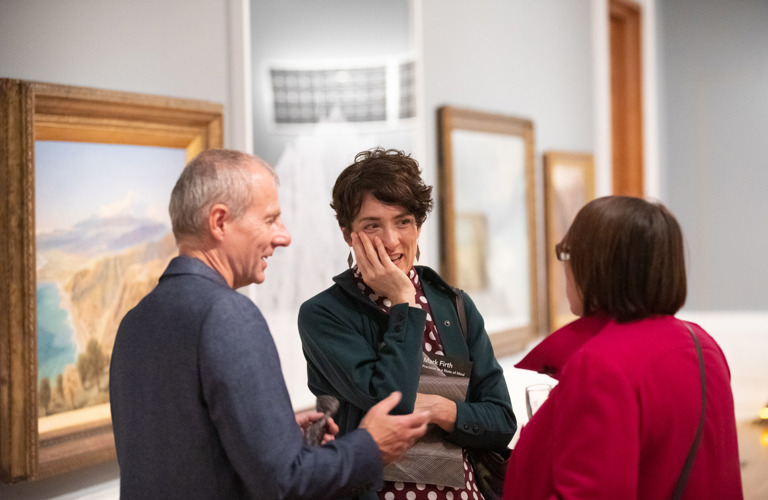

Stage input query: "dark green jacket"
[{"left": 298, "top": 266, "right": 517, "bottom": 498}]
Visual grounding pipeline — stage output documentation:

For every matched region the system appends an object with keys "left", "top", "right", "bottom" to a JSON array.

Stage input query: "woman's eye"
[{"left": 398, "top": 218, "right": 414, "bottom": 226}]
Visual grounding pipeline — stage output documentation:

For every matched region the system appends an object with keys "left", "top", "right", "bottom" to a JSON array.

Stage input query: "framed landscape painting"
[
  {"left": 543, "top": 151, "right": 595, "bottom": 332},
  {"left": 0, "top": 79, "right": 223, "bottom": 481},
  {"left": 437, "top": 106, "right": 539, "bottom": 356}
]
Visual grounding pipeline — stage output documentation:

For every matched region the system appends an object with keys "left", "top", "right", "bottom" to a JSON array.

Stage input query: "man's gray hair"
[{"left": 169, "top": 149, "right": 278, "bottom": 240}]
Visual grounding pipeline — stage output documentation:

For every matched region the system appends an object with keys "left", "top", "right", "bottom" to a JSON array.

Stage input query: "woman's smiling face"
[{"left": 349, "top": 192, "right": 421, "bottom": 274}]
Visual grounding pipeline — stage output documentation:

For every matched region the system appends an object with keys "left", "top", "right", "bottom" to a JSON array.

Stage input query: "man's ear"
[{"left": 208, "top": 204, "right": 230, "bottom": 242}]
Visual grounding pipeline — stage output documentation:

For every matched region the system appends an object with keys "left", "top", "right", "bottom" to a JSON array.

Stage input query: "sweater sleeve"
[
  {"left": 298, "top": 292, "right": 427, "bottom": 414},
  {"left": 447, "top": 291, "right": 517, "bottom": 449},
  {"left": 199, "top": 293, "right": 383, "bottom": 499}
]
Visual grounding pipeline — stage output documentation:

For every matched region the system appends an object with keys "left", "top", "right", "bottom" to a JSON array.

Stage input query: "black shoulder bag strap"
[
  {"left": 672, "top": 323, "right": 707, "bottom": 500},
  {"left": 450, "top": 287, "right": 468, "bottom": 340}
]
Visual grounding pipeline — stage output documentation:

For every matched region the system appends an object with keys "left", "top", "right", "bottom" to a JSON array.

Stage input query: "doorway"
[{"left": 609, "top": 0, "right": 644, "bottom": 197}]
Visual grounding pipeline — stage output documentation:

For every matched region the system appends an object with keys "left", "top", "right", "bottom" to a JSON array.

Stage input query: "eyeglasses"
[{"left": 555, "top": 242, "right": 570, "bottom": 262}]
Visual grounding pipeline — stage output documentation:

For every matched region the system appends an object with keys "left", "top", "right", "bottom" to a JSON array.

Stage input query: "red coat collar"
[{"left": 515, "top": 315, "right": 612, "bottom": 379}]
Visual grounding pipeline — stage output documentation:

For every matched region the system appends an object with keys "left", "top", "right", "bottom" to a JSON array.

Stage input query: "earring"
[
  {"left": 347, "top": 250, "right": 354, "bottom": 269},
  {"left": 416, "top": 244, "right": 421, "bottom": 262}
]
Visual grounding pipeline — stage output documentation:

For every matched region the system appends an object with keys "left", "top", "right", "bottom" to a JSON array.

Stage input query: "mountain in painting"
[{"left": 37, "top": 214, "right": 169, "bottom": 258}]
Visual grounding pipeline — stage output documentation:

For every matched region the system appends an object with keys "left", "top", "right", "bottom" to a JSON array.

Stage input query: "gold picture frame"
[
  {"left": 543, "top": 151, "right": 595, "bottom": 332},
  {"left": 0, "top": 79, "right": 223, "bottom": 482},
  {"left": 437, "top": 106, "right": 539, "bottom": 356}
]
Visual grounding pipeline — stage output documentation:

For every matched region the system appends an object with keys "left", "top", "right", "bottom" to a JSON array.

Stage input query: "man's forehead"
[{"left": 245, "top": 164, "right": 278, "bottom": 189}]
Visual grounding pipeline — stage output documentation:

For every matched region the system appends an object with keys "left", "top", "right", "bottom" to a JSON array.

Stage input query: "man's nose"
[{"left": 274, "top": 220, "right": 291, "bottom": 247}]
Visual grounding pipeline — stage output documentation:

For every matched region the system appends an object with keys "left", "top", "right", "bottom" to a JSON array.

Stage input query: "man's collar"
[{"left": 163, "top": 255, "right": 231, "bottom": 288}]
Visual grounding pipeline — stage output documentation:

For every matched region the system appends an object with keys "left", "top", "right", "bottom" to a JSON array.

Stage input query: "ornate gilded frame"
[{"left": 0, "top": 79, "right": 223, "bottom": 482}]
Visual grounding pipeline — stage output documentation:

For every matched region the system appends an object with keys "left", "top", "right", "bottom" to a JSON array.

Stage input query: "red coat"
[{"left": 503, "top": 315, "right": 743, "bottom": 499}]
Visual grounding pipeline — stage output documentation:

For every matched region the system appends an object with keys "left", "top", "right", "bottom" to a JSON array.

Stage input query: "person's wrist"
[{"left": 435, "top": 399, "right": 457, "bottom": 432}]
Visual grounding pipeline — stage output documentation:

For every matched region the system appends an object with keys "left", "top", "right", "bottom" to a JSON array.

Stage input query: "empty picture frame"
[
  {"left": 437, "top": 106, "right": 539, "bottom": 356},
  {"left": 543, "top": 151, "right": 595, "bottom": 332},
  {"left": 0, "top": 79, "right": 223, "bottom": 481}
]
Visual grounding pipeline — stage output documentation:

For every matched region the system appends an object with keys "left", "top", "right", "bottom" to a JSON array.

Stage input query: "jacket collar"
[
  {"left": 332, "top": 265, "right": 471, "bottom": 358},
  {"left": 162, "top": 255, "right": 230, "bottom": 288},
  {"left": 331, "top": 265, "right": 456, "bottom": 310},
  {"left": 333, "top": 264, "right": 453, "bottom": 294},
  {"left": 515, "top": 315, "right": 612, "bottom": 379}
]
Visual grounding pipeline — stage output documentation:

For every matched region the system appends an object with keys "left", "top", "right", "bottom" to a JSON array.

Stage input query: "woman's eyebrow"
[{"left": 356, "top": 216, "right": 382, "bottom": 223}]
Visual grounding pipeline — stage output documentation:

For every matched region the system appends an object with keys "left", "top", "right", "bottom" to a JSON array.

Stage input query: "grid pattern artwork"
[
  {"left": 271, "top": 67, "right": 387, "bottom": 124},
  {"left": 269, "top": 60, "right": 416, "bottom": 125},
  {"left": 399, "top": 61, "right": 416, "bottom": 119}
]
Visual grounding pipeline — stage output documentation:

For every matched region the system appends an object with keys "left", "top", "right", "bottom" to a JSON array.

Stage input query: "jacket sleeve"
[
  {"left": 448, "top": 291, "right": 517, "bottom": 449},
  {"left": 200, "top": 293, "right": 383, "bottom": 499},
  {"left": 298, "top": 291, "right": 427, "bottom": 414}
]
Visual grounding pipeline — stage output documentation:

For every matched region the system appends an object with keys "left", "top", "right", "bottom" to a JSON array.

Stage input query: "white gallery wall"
[
  {"left": 659, "top": 0, "right": 768, "bottom": 311},
  {"left": 0, "top": 0, "right": 765, "bottom": 498}
]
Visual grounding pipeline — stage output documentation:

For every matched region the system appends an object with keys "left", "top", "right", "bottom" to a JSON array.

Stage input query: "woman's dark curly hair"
[{"left": 331, "top": 148, "right": 434, "bottom": 240}]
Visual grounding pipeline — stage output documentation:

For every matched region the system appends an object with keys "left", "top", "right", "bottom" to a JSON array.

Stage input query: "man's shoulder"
[
  {"left": 131, "top": 260, "right": 256, "bottom": 324},
  {"left": 161, "top": 256, "right": 230, "bottom": 287}
]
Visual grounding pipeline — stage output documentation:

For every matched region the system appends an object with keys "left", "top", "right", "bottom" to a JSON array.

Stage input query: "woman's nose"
[{"left": 379, "top": 226, "right": 397, "bottom": 248}]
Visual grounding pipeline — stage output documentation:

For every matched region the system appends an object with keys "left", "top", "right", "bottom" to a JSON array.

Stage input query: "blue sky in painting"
[{"left": 35, "top": 142, "right": 186, "bottom": 234}]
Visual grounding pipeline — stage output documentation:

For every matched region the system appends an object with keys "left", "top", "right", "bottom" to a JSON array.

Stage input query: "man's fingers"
[
  {"left": 371, "top": 391, "right": 401, "bottom": 415},
  {"left": 295, "top": 410, "right": 324, "bottom": 427},
  {"left": 324, "top": 416, "right": 339, "bottom": 436},
  {"left": 405, "top": 411, "right": 429, "bottom": 436}
]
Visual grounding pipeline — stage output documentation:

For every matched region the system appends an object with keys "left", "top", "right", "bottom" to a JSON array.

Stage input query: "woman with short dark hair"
[
  {"left": 503, "top": 196, "right": 742, "bottom": 499},
  {"left": 299, "top": 148, "right": 517, "bottom": 500}
]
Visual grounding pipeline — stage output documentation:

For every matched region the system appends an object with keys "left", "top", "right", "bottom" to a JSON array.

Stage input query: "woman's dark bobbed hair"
[
  {"left": 331, "top": 148, "right": 434, "bottom": 240},
  {"left": 560, "top": 195, "right": 687, "bottom": 323}
]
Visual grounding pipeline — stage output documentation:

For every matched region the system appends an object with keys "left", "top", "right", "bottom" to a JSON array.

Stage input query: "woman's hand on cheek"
[{"left": 352, "top": 232, "right": 415, "bottom": 306}]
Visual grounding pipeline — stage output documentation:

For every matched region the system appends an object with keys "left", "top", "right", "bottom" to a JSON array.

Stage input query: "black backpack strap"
[{"left": 450, "top": 286, "right": 468, "bottom": 342}]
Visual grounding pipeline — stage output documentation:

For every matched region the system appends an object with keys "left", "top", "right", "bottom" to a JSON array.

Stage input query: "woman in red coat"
[{"left": 503, "top": 196, "right": 742, "bottom": 499}]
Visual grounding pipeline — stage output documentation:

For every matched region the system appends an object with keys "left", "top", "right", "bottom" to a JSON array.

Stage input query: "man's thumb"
[{"left": 372, "top": 391, "right": 401, "bottom": 415}]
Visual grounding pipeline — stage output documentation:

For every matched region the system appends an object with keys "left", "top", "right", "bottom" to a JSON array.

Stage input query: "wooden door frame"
[{"left": 610, "top": 0, "right": 644, "bottom": 197}]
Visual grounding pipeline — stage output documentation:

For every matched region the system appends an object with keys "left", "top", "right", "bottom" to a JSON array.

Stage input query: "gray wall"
[
  {"left": 418, "top": 0, "right": 594, "bottom": 319},
  {"left": 0, "top": 1, "right": 231, "bottom": 497},
  {"left": 420, "top": 0, "right": 594, "bottom": 162},
  {"left": 660, "top": 0, "right": 768, "bottom": 310},
  {"left": 0, "top": 0, "right": 228, "bottom": 104}
]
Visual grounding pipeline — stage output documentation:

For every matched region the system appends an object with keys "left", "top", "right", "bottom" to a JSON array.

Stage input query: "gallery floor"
[{"left": 737, "top": 420, "right": 768, "bottom": 499}]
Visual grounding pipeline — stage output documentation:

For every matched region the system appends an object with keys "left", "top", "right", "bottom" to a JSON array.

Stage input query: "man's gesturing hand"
[{"left": 359, "top": 392, "right": 429, "bottom": 464}]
